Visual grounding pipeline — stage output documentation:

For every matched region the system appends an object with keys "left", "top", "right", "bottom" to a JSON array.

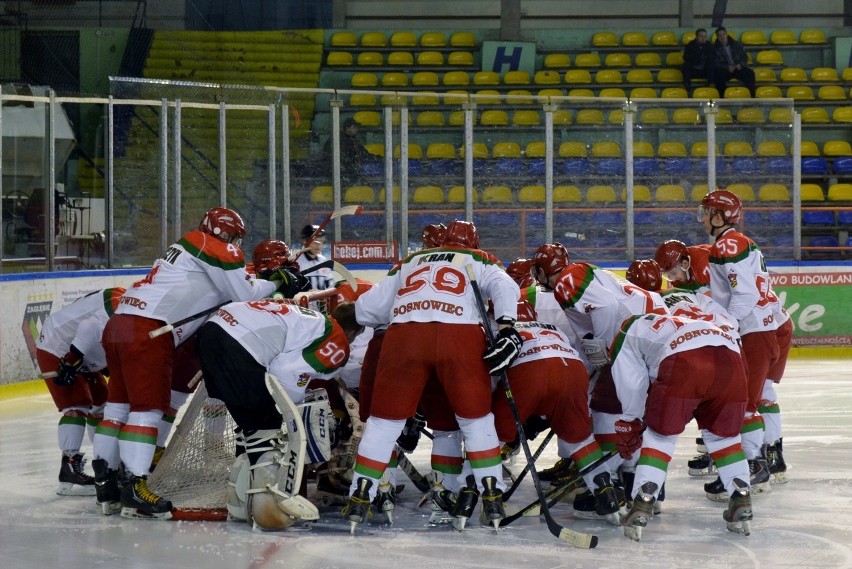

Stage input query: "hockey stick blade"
[
  {"left": 502, "top": 430, "right": 555, "bottom": 501},
  {"left": 396, "top": 448, "right": 431, "bottom": 492},
  {"left": 148, "top": 302, "right": 229, "bottom": 339}
]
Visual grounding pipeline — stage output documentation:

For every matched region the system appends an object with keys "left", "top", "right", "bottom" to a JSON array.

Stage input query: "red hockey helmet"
[
  {"left": 626, "top": 259, "right": 663, "bottom": 292},
  {"left": 252, "top": 240, "right": 293, "bottom": 277},
  {"left": 443, "top": 220, "right": 480, "bottom": 249},
  {"left": 199, "top": 207, "right": 246, "bottom": 245},
  {"left": 530, "top": 243, "right": 570, "bottom": 283},
  {"left": 506, "top": 258, "right": 534, "bottom": 288},
  {"left": 516, "top": 299, "right": 537, "bottom": 323},
  {"left": 422, "top": 223, "right": 447, "bottom": 248},
  {"left": 328, "top": 278, "right": 374, "bottom": 312},
  {"left": 654, "top": 239, "right": 690, "bottom": 272},
  {"left": 700, "top": 189, "right": 742, "bottom": 225}
]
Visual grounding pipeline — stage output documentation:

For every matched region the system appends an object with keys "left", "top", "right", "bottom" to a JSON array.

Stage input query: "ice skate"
[
  {"left": 687, "top": 453, "right": 717, "bottom": 477},
  {"left": 748, "top": 456, "right": 772, "bottom": 495},
  {"left": 723, "top": 478, "right": 753, "bottom": 536},
  {"left": 315, "top": 471, "right": 350, "bottom": 508},
  {"left": 120, "top": 474, "right": 173, "bottom": 519},
  {"left": 92, "top": 458, "right": 121, "bottom": 515},
  {"left": 478, "top": 476, "right": 505, "bottom": 530},
  {"left": 57, "top": 453, "right": 96, "bottom": 496},
  {"left": 451, "top": 475, "right": 479, "bottom": 531},
  {"left": 703, "top": 476, "right": 728, "bottom": 502},
  {"left": 342, "top": 477, "right": 373, "bottom": 535},
  {"left": 695, "top": 437, "right": 708, "bottom": 454},
  {"left": 539, "top": 458, "right": 575, "bottom": 483},
  {"left": 621, "top": 482, "right": 657, "bottom": 541},
  {"left": 374, "top": 481, "right": 396, "bottom": 524},
  {"left": 421, "top": 472, "right": 456, "bottom": 524},
  {"left": 592, "top": 471, "right": 623, "bottom": 526},
  {"left": 766, "top": 439, "right": 788, "bottom": 484}
]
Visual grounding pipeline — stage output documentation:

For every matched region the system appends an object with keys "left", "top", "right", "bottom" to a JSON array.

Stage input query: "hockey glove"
[
  {"left": 614, "top": 418, "right": 645, "bottom": 460},
  {"left": 55, "top": 345, "right": 84, "bottom": 386},
  {"left": 270, "top": 268, "right": 311, "bottom": 299},
  {"left": 483, "top": 326, "right": 524, "bottom": 375},
  {"left": 396, "top": 411, "right": 426, "bottom": 453},
  {"left": 581, "top": 335, "right": 610, "bottom": 370}
]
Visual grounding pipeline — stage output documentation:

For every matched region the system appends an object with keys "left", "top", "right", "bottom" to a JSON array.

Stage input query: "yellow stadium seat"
[
  {"left": 655, "top": 184, "right": 687, "bottom": 202},
  {"left": 621, "top": 185, "right": 652, "bottom": 201},
  {"left": 504, "top": 88, "right": 533, "bottom": 104},
  {"left": 801, "top": 107, "right": 830, "bottom": 124},
  {"left": 544, "top": 53, "right": 571, "bottom": 68},
  {"left": 768, "top": 107, "right": 793, "bottom": 124},
  {"left": 824, "top": 140, "right": 852, "bottom": 156},
  {"left": 724, "top": 141, "right": 754, "bottom": 156},
  {"left": 657, "top": 69, "right": 683, "bottom": 83},
  {"left": 447, "top": 110, "right": 468, "bottom": 126},
  {"left": 661, "top": 87, "right": 689, "bottom": 98},
  {"left": 351, "top": 72, "right": 378, "bottom": 87},
  {"left": 473, "top": 71, "right": 500, "bottom": 85},
  {"left": 412, "top": 71, "right": 439, "bottom": 86},
  {"left": 833, "top": 107, "right": 852, "bottom": 123},
  {"left": 447, "top": 186, "right": 479, "bottom": 203},
  {"left": 633, "top": 141, "right": 655, "bottom": 158},
  {"left": 818, "top": 85, "right": 847, "bottom": 100},
  {"left": 534, "top": 70, "right": 562, "bottom": 85},
  {"left": 605, "top": 53, "right": 632, "bottom": 67},
  {"left": 568, "top": 88, "right": 595, "bottom": 97},
  {"left": 327, "top": 51, "right": 354, "bottom": 66},
  {"left": 537, "top": 88, "right": 564, "bottom": 102},
  {"left": 724, "top": 86, "right": 751, "bottom": 98},
  {"left": 811, "top": 67, "right": 839, "bottom": 82},
  {"left": 770, "top": 30, "right": 797, "bottom": 45},
  {"left": 417, "top": 51, "right": 444, "bottom": 66},
  {"left": 630, "top": 87, "right": 657, "bottom": 99},
  {"left": 378, "top": 185, "right": 401, "bottom": 203},
  {"left": 393, "top": 143, "right": 423, "bottom": 159},
  {"left": 357, "top": 51, "right": 383, "bottom": 66},
  {"left": 716, "top": 108, "right": 734, "bottom": 123},
  {"left": 799, "top": 29, "right": 827, "bottom": 44},
  {"left": 480, "top": 109, "right": 509, "bottom": 126},
  {"left": 554, "top": 185, "right": 582, "bottom": 202},
  {"left": 665, "top": 52, "right": 685, "bottom": 66},
  {"left": 504, "top": 70, "right": 531, "bottom": 85},
  {"left": 758, "top": 183, "right": 790, "bottom": 202},
  {"left": 381, "top": 72, "right": 408, "bottom": 87},
  {"left": 640, "top": 108, "right": 668, "bottom": 124},
  {"left": 474, "top": 89, "right": 501, "bottom": 104},
  {"left": 586, "top": 185, "right": 617, "bottom": 202},
  {"left": 344, "top": 186, "right": 376, "bottom": 204},
  {"left": 780, "top": 67, "right": 807, "bottom": 82},
  {"left": 576, "top": 109, "right": 604, "bottom": 125},
  {"left": 608, "top": 109, "right": 625, "bottom": 125},
  {"left": 726, "top": 183, "right": 755, "bottom": 201},
  {"left": 390, "top": 31, "right": 417, "bottom": 47},
  {"left": 426, "top": 143, "right": 456, "bottom": 159},
  {"left": 737, "top": 107, "right": 765, "bottom": 123},
  {"left": 574, "top": 53, "right": 602, "bottom": 68},
  {"left": 757, "top": 141, "right": 787, "bottom": 156},
  {"left": 379, "top": 93, "right": 404, "bottom": 106},
  {"left": 787, "top": 85, "right": 815, "bottom": 100},
  {"left": 593, "top": 32, "right": 618, "bottom": 47},
  {"left": 565, "top": 69, "right": 592, "bottom": 84},
  {"left": 310, "top": 185, "right": 332, "bottom": 203},
  {"left": 652, "top": 31, "right": 678, "bottom": 46},
  {"left": 525, "top": 141, "right": 546, "bottom": 158},
  {"left": 512, "top": 110, "right": 541, "bottom": 126},
  {"left": 364, "top": 143, "right": 384, "bottom": 157},
  {"left": 681, "top": 31, "right": 696, "bottom": 44},
  {"left": 672, "top": 108, "right": 700, "bottom": 124},
  {"left": 626, "top": 69, "right": 653, "bottom": 83},
  {"left": 559, "top": 141, "right": 587, "bottom": 157},
  {"left": 450, "top": 31, "right": 477, "bottom": 47},
  {"left": 693, "top": 86, "right": 720, "bottom": 99},
  {"left": 412, "top": 93, "right": 440, "bottom": 106},
  {"left": 754, "top": 67, "right": 777, "bottom": 82},
  {"left": 755, "top": 85, "right": 782, "bottom": 98},
  {"left": 756, "top": 50, "right": 783, "bottom": 65},
  {"left": 353, "top": 110, "right": 381, "bottom": 126},
  {"left": 690, "top": 184, "right": 710, "bottom": 201},
  {"left": 442, "top": 70, "right": 470, "bottom": 86},
  {"left": 622, "top": 31, "right": 649, "bottom": 46},
  {"left": 518, "top": 185, "right": 545, "bottom": 203},
  {"left": 412, "top": 185, "right": 444, "bottom": 204},
  {"left": 482, "top": 185, "right": 513, "bottom": 204},
  {"left": 448, "top": 51, "right": 474, "bottom": 66},
  {"left": 349, "top": 93, "right": 376, "bottom": 106},
  {"left": 493, "top": 141, "right": 522, "bottom": 158},
  {"left": 801, "top": 184, "right": 825, "bottom": 201},
  {"left": 387, "top": 51, "right": 414, "bottom": 66},
  {"left": 330, "top": 32, "right": 357, "bottom": 47},
  {"left": 658, "top": 141, "right": 687, "bottom": 157},
  {"left": 741, "top": 30, "right": 768, "bottom": 45},
  {"left": 415, "top": 111, "right": 445, "bottom": 127},
  {"left": 360, "top": 31, "right": 387, "bottom": 47},
  {"left": 592, "top": 140, "right": 621, "bottom": 157},
  {"left": 420, "top": 32, "right": 447, "bottom": 47},
  {"left": 595, "top": 69, "right": 623, "bottom": 83},
  {"left": 800, "top": 141, "right": 820, "bottom": 156},
  {"left": 828, "top": 183, "right": 852, "bottom": 201},
  {"left": 600, "top": 87, "right": 626, "bottom": 98}
]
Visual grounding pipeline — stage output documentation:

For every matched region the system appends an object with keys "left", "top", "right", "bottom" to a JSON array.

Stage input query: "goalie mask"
[{"left": 199, "top": 207, "right": 246, "bottom": 246}]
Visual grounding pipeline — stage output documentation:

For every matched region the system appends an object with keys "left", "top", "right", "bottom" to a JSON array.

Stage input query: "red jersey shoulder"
[
  {"left": 711, "top": 231, "right": 753, "bottom": 259},
  {"left": 181, "top": 230, "right": 246, "bottom": 265}
]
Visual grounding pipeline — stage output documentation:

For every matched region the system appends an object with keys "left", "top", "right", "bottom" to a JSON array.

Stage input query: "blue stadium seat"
[
  {"left": 486, "top": 212, "right": 519, "bottom": 225},
  {"left": 833, "top": 157, "right": 852, "bottom": 175},
  {"left": 662, "top": 158, "right": 692, "bottom": 175},
  {"left": 411, "top": 213, "right": 447, "bottom": 228},
  {"left": 597, "top": 158, "right": 626, "bottom": 176},
  {"left": 634, "top": 211, "right": 657, "bottom": 224},
  {"left": 563, "top": 158, "right": 592, "bottom": 175},
  {"left": 838, "top": 210, "right": 852, "bottom": 224},
  {"left": 404, "top": 159, "right": 424, "bottom": 177},
  {"left": 343, "top": 214, "right": 379, "bottom": 229},
  {"left": 494, "top": 158, "right": 525, "bottom": 176},
  {"left": 766, "top": 157, "right": 793, "bottom": 175},
  {"left": 769, "top": 210, "right": 795, "bottom": 224},
  {"left": 527, "top": 158, "right": 545, "bottom": 176},
  {"left": 635, "top": 235, "right": 661, "bottom": 250},
  {"left": 744, "top": 210, "right": 766, "bottom": 225},
  {"left": 662, "top": 210, "right": 694, "bottom": 224},
  {"left": 428, "top": 159, "right": 461, "bottom": 176},
  {"left": 696, "top": 157, "right": 729, "bottom": 175},
  {"left": 633, "top": 158, "right": 660, "bottom": 176},
  {"left": 473, "top": 158, "right": 489, "bottom": 176},
  {"left": 362, "top": 161, "right": 384, "bottom": 177},
  {"left": 809, "top": 235, "right": 839, "bottom": 248},
  {"left": 527, "top": 212, "right": 577, "bottom": 226},
  {"left": 847, "top": 236, "right": 852, "bottom": 248},
  {"left": 773, "top": 234, "right": 794, "bottom": 248},
  {"left": 731, "top": 157, "right": 762, "bottom": 175},
  {"left": 592, "top": 210, "right": 625, "bottom": 224},
  {"left": 802, "top": 210, "right": 836, "bottom": 225},
  {"left": 801, "top": 157, "right": 829, "bottom": 176}
]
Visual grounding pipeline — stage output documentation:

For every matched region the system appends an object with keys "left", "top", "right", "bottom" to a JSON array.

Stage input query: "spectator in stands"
[
  {"left": 323, "top": 118, "right": 369, "bottom": 183},
  {"left": 712, "top": 27, "right": 756, "bottom": 97},
  {"left": 681, "top": 28, "right": 715, "bottom": 95}
]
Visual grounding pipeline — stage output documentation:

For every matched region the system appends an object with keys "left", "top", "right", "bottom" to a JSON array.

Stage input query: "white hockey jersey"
[
  {"left": 610, "top": 313, "right": 741, "bottom": 421},
  {"left": 511, "top": 320, "right": 584, "bottom": 368},
  {"left": 659, "top": 288, "right": 739, "bottom": 340},
  {"left": 37, "top": 288, "right": 125, "bottom": 373},
  {"left": 297, "top": 252, "right": 334, "bottom": 291},
  {"left": 116, "top": 230, "right": 276, "bottom": 344},
  {"left": 355, "top": 246, "right": 519, "bottom": 328}
]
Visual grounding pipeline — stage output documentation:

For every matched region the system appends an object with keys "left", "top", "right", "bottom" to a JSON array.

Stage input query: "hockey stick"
[
  {"left": 502, "top": 430, "right": 555, "bottom": 501},
  {"left": 148, "top": 302, "right": 229, "bottom": 339},
  {"left": 464, "top": 264, "right": 598, "bottom": 549},
  {"left": 292, "top": 205, "right": 363, "bottom": 263},
  {"left": 396, "top": 448, "right": 431, "bottom": 493},
  {"left": 301, "top": 259, "right": 358, "bottom": 290}
]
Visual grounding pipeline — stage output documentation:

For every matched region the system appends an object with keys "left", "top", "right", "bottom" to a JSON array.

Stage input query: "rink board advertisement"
[{"left": 770, "top": 271, "right": 852, "bottom": 347}]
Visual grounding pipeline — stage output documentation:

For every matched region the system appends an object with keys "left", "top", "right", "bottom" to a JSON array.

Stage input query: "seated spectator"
[
  {"left": 323, "top": 118, "right": 370, "bottom": 184},
  {"left": 712, "top": 27, "right": 756, "bottom": 97},
  {"left": 682, "top": 28, "right": 715, "bottom": 95}
]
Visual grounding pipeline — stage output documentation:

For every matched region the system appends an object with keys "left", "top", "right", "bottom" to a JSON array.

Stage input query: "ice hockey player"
[
  {"left": 93, "top": 207, "right": 306, "bottom": 519},
  {"left": 698, "top": 190, "right": 793, "bottom": 498},
  {"left": 344, "top": 220, "right": 521, "bottom": 533},
  {"left": 296, "top": 224, "right": 334, "bottom": 292},
  {"left": 36, "top": 287, "right": 124, "bottom": 496},
  {"left": 654, "top": 239, "right": 712, "bottom": 293},
  {"left": 196, "top": 297, "right": 363, "bottom": 529},
  {"left": 610, "top": 311, "right": 753, "bottom": 540}
]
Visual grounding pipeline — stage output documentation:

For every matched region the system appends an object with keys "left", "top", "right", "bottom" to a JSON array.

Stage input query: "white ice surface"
[{"left": 1, "top": 359, "right": 851, "bottom": 569}]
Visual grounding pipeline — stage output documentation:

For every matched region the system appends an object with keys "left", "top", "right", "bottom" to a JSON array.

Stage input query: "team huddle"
[{"left": 35, "top": 189, "right": 790, "bottom": 543}]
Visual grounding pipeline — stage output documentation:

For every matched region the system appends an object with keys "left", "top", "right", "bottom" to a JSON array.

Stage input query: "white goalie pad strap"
[
  {"left": 226, "top": 454, "right": 250, "bottom": 522},
  {"left": 278, "top": 494, "right": 319, "bottom": 521},
  {"left": 299, "top": 388, "right": 334, "bottom": 465},
  {"left": 264, "top": 373, "right": 307, "bottom": 497}
]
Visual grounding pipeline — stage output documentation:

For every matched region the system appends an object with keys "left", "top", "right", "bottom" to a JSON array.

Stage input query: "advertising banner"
[{"left": 771, "top": 271, "right": 852, "bottom": 347}]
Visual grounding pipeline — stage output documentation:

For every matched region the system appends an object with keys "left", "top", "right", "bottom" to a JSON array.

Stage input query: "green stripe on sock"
[
  {"left": 714, "top": 450, "right": 746, "bottom": 468},
  {"left": 468, "top": 455, "right": 502, "bottom": 469},
  {"left": 741, "top": 420, "right": 764, "bottom": 434},
  {"left": 118, "top": 431, "right": 157, "bottom": 445},
  {"left": 433, "top": 463, "right": 463, "bottom": 475},
  {"left": 637, "top": 455, "right": 669, "bottom": 472},
  {"left": 59, "top": 416, "right": 86, "bottom": 427},
  {"left": 758, "top": 403, "right": 780, "bottom": 414},
  {"left": 95, "top": 423, "right": 120, "bottom": 438},
  {"left": 354, "top": 464, "right": 384, "bottom": 479},
  {"left": 574, "top": 449, "right": 603, "bottom": 471}
]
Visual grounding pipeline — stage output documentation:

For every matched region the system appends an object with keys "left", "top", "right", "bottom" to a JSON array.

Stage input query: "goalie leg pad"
[
  {"left": 248, "top": 449, "right": 319, "bottom": 529},
  {"left": 299, "top": 388, "right": 334, "bottom": 465},
  {"left": 226, "top": 454, "right": 250, "bottom": 522}
]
